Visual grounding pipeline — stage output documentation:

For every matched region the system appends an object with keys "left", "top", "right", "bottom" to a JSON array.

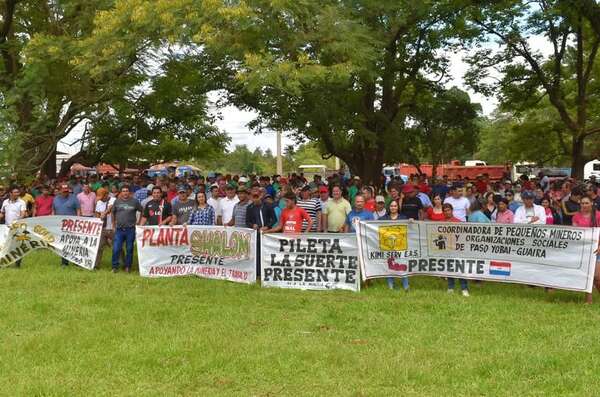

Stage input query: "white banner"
[
  {"left": 356, "top": 220, "right": 600, "bottom": 292},
  {"left": 0, "top": 216, "right": 103, "bottom": 270},
  {"left": 136, "top": 225, "right": 257, "bottom": 284},
  {"left": 261, "top": 233, "right": 360, "bottom": 292}
]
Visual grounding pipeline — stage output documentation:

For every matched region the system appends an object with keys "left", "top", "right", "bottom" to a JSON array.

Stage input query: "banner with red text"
[
  {"left": 261, "top": 233, "right": 360, "bottom": 292},
  {"left": 136, "top": 225, "right": 257, "bottom": 284},
  {"left": 0, "top": 216, "right": 103, "bottom": 270},
  {"left": 356, "top": 220, "right": 600, "bottom": 292}
]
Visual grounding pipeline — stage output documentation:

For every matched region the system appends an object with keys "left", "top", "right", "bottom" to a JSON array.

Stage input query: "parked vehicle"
[{"left": 584, "top": 159, "right": 600, "bottom": 181}]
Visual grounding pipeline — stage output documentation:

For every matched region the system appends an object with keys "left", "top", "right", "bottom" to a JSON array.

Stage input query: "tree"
[
  {"left": 465, "top": 0, "right": 600, "bottom": 178},
  {"left": 194, "top": 0, "right": 477, "bottom": 186},
  {"left": 411, "top": 86, "right": 481, "bottom": 175}
]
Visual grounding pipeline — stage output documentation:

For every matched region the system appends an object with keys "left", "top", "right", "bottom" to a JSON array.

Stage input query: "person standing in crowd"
[
  {"left": 468, "top": 200, "right": 491, "bottom": 223},
  {"left": 318, "top": 186, "right": 330, "bottom": 218},
  {"left": 166, "top": 182, "right": 178, "bottom": 203},
  {"left": 344, "top": 195, "right": 374, "bottom": 233},
  {"left": 381, "top": 200, "right": 409, "bottom": 291},
  {"left": 441, "top": 203, "right": 469, "bottom": 296},
  {"left": 0, "top": 187, "right": 27, "bottom": 267},
  {"left": 415, "top": 185, "right": 432, "bottom": 209},
  {"left": 572, "top": 196, "right": 600, "bottom": 304},
  {"left": 52, "top": 183, "right": 81, "bottom": 267},
  {"left": 495, "top": 198, "right": 514, "bottom": 224},
  {"left": 588, "top": 186, "right": 600, "bottom": 211},
  {"left": 482, "top": 192, "right": 497, "bottom": 221},
  {"left": 33, "top": 185, "right": 54, "bottom": 217},
  {"left": 561, "top": 187, "right": 583, "bottom": 225},
  {"left": 134, "top": 182, "right": 150, "bottom": 203},
  {"left": 426, "top": 194, "right": 445, "bottom": 221},
  {"left": 296, "top": 185, "right": 321, "bottom": 232},
  {"left": 322, "top": 185, "right": 351, "bottom": 233},
  {"left": 140, "top": 186, "right": 172, "bottom": 226},
  {"left": 220, "top": 185, "right": 239, "bottom": 226},
  {"left": 94, "top": 187, "right": 117, "bottom": 269},
  {"left": 228, "top": 186, "right": 250, "bottom": 227},
  {"left": 77, "top": 183, "right": 96, "bottom": 217},
  {"left": 208, "top": 184, "right": 223, "bottom": 225},
  {"left": 505, "top": 191, "right": 521, "bottom": 213},
  {"left": 170, "top": 185, "right": 196, "bottom": 225},
  {"left": 386, "top": 183, "right": 402, "bottom": 207},
  {"left": 265, "top": 191, "right": 312, "bottom": 234},
  {"left": 400, "top": 184, "right": 423, "bottom": 220},
  {"left": 188, "top": 191, "right": 215, "bottom": 225},
  {"left": 246, "top": 191, "right": 277, "bottom": 230},
  {"left": 362, "top": 186, "right": 376, "bottom": 212},
  {"left": 111, "top": 185, "right": 142, "bottom": 273},
  {"left": 540, "top": 197, "right": 558, "bottom": 225},
  {"left": 514, "top": 191, "right": 546, "bottom": 224},
  {"left": 373, "top": 195, "right": 387, "bottom": 219},
  {"left": 443, "top": 185, "right": 470, "bottom": 222}
]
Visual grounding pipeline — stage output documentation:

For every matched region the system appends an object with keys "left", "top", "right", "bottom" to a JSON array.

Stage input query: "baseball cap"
[
  {"left": 319, "top": 186, "right": 329, "bottom": 193},
  {"left": 177, "top": 184, "right": 188, "bottom": 193},
  {"left": 375, "top": 195, "right": 385, "bottom": 203},
  {"left": 239, "top": 176, "right": 248, "bottom": 183},
  {"left": 301, "top": 185, "right": 311, "bottom": 192},
  {"left": 146, "top": 183, "right": 154, "bottom": 191}
]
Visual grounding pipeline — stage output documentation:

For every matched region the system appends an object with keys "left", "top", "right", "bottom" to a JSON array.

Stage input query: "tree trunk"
[
  {"left": 570, "top": 136, "right": 586, "bottom": 179},
  {"left": 40, "top": 146, "right": 57, "bottom": 179}
]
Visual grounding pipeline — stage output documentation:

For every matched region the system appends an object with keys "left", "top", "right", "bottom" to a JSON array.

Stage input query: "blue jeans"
[
  {"left": 448, "top": 278, "right": 468, "bottom": 291},
  {"left": 387, "top": 277, "right": 409, "bottom": 290},
  {"left": 112, "top": 227, "right": 135, "bottom": 269}
]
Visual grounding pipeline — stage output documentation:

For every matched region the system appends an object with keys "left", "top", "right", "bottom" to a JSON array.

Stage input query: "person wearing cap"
[
  {"left": 170, "top": 184, "right": 196, "bottom": 225},
  {"left": 400, "top": 184, "right": 423, "bottom": 220},
  {"left": 322, "top": 184, "right": 351, "bottom": 232},
  {"left": 264, "top": 191, "right": 312, "bottom": 234},
  {"left": 443, "top": 185, "right": 470, "bottom": 222},
  {"left": 228, "top": 186, "right": 251, "bottom": 226},
  {"left": 514, "top": 190, "right": 546, "bottom": 224},
  {"left": 373, "top": 195, "right": 387, "bottom": 219},
  {"left": 297, "top": 185, "right": 321, "bottom": 232},
  {"left": 208, "top": 184, "right": 223, "bottom": 225}
]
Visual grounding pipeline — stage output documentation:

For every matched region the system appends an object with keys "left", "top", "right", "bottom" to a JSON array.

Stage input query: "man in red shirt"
[
  {"left": 265, "top": 191, "right": 312, "bottom": 234},
  {"left": 474, "top": 175, "right": 488, "bottom": 195},
  {"left": 33, "top": 185, "right": 54, "bottom": 216}
]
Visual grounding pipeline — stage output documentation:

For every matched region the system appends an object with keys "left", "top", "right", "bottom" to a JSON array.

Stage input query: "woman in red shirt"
[
  {"left": 441, "top": 203, "right": 469, "bottom": 295},
  {"left": 572, "top": 197, "right": 600, "bottom": 304},
  {"left": 426, "top": 194, "right": 445, "bottom": 221}
]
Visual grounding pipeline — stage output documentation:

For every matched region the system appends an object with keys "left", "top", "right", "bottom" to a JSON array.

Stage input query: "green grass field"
[{"left": 1, "top": 250, "right": 600, "bottom": 396}]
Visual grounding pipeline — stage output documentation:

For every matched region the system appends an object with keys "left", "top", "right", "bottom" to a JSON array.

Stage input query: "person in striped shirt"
[{"left": 296, "top": 185, "right": 321, "bottom": 232}]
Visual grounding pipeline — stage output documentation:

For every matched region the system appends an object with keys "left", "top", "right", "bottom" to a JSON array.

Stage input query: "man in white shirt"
[
  {"left": 220, "top": 185, "right": 239, "bottom": 225},
  {"left": 208, "top": 184, "right": 222, "bottom": 225},
  {"left": 514, "top": 191, "right": 546, "bottom": 224},
  {"left": 0, "top": 186, "right": 27, "bottom": 267},
  {"left": 443, "top": 185, "right": 470, "bottom": 222}
]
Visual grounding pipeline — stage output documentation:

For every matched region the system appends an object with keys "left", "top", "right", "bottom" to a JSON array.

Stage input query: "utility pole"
[{"left": 276, "top": 131, "right": 283, "bottom": 175}]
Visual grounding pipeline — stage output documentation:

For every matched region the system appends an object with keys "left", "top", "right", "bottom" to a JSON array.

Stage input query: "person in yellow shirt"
[
  {"left": 19, "top": 187, "right": 35, "bottom": 217},
  {"left": 322, "top": 185, "right": 351, "bottom": 232}
]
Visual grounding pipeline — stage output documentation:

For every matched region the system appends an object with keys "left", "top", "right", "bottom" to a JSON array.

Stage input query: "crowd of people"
[{"left": 1, "top": 170, "right": 599, "bottom": 301}]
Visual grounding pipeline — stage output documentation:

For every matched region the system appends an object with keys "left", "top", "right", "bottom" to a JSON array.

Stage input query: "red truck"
[{"left": 396, "top": 160, "right": 511, "bottom": 181}]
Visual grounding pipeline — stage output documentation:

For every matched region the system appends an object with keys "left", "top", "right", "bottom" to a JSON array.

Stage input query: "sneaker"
[
  {"left": 111, "top": 268, "right": 118, "bottom": 273},
  {"left": 447, "top": 289, "right": 454, "bottom": 294},
  {"left": 462, "top": 290, "right": 470, "bottom": 297}
]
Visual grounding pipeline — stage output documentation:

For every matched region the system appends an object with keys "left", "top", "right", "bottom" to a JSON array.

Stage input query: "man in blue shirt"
[
  {"left": 344, "top": 194, "right": 374, "bottom": 233},
  {"left": 52, "top": 183, "right": 81, "bottom": 267}
]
